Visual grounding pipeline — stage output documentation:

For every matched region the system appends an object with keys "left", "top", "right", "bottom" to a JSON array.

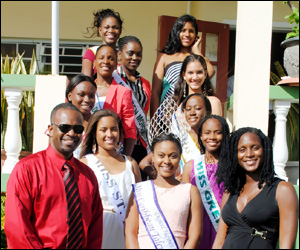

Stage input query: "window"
[{"left": 1, "top": 39, "right": 99, "bottom": 79}]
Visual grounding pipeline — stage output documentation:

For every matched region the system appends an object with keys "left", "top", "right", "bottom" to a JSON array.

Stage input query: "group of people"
[{"left": 4, "top": 8, "right": 298, "bottom": 250}]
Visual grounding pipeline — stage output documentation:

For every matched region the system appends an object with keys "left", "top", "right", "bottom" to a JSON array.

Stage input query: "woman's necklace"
[{"left": 205, "top": 154, "right": 218, "bottom": 165}]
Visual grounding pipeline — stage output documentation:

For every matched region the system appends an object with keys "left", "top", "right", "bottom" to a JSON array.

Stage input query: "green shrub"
[{"left": 1, "top": 193, "right": 7, "bottom": 249}]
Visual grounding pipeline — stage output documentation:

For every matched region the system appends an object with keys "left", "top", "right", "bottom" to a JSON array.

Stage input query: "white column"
[
  {"left": 52, "top": 1, "right": 59, "bottom": 75},
  {"left": 272, "top": 100, "right": 291, "bottom": 181},
  {"left": 233, "top": 2, "right": 273, "bottom": 134},
  {"left": 2, "top": 88, "right": 22, "bottom": 173}
]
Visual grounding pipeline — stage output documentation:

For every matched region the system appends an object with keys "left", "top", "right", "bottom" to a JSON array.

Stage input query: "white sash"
[
  {"left": 132, "top": 180, "right": 178, "bottom": 249},
  {"left": 86, "top": 154, "right": 126, "bottom": 230},
  {"left": 194, "top": 154, "right": 220, "bottom": 232},
  {"left": 112, "top": 70, "right": 151, "bottom": 153}
]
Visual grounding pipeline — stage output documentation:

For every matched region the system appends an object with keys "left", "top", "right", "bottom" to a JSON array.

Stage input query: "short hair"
[
  {"left": 150, "top": 133, "right": 182, "bottom": 155},
  {"left": 181, "top": 93, "right": 212, "bottom": 115},
  {"left": 161, "top": 14, "right": 198, "bottom": 55},
  {"left": 50, "top": 103, "right": 82, "bottom": 124},
  {"left": 95, "top": 44, "right": 118, "bottom": 58},
  {"left": 198, "top": 115, "right": 230, "bottom": 155},
  {"left": 216, "top": 127, "right": 276, "bottom": 195},
  {"left": 80, "top": 109, "right": 123, "bottom": 158},
  {"left": 118, "top": 36, "right": 143, "bottom": 52},
  {"left": 173, "top": 53, "right": 215, "bottom": 106},
  {"left": 66, "top": 74, "right": 96, "bottom": 101}
]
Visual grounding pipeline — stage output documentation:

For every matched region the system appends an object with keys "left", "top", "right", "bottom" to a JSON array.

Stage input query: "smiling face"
[
  {"left": 49, "top": 109, "right": 83, "bottom": 159},
  {"left": 184, "top": 95, "right": 207, "bottom": 131},
  {"left": 94, "top": 46, "right": 117, "bottom": 77},
  {"left": 98, "top": 17, "right": 121, "bottom": 46},
  {"left": 200, "top": 118, "right": 223, "bottom": 154},
  {"left": 119, "top": 41, "right": 142, "bottom": 73},
  {"left": 237, "top": 132, "right": 263, "bottom": 174},
  {"left": 152, "top": 140, "right": 181, "bottom": 179},
  {"left": 67, "top": 81, "right": 96, "bottom": 116},
  {"left": 183, "top": 61, "right": 207, "bottom": 94},
  {"left": 96, "top": 116, "right": 120, "bottom": 151},
  {"left": 179, "top": 22, "right": 196, "bottom": 48}
]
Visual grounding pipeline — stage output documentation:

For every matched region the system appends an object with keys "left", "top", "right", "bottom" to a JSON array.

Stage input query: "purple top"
[{"left": 190, "top": 162, "right": 224, "bottom": 249}]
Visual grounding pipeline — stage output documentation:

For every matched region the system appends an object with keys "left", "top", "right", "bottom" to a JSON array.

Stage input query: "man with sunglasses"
[{"left": 5, "top": 103, "right": 103, "bottom": 249}]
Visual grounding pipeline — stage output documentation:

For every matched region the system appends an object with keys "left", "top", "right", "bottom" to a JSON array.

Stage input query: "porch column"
[
  {"left": 2, "top": 88, "right": 22, "bottom": 173},
  {"left": 233, "top": 2, "right": 273, "bottom": 134},
  {"left": 272, "top": 100, "right": 291, "bottom": 181}
]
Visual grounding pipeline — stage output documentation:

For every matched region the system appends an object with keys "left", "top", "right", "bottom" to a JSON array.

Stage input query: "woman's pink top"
[{"left": 137, "top": 183, "right": 191, "bottom": 249}]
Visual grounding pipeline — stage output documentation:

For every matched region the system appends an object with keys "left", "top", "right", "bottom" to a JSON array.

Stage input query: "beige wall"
[{"left": 2, "top": 1, "right": 298, "bottom": 83}]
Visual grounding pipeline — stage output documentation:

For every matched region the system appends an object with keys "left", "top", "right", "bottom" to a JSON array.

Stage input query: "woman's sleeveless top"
[
  {"left": 85, "top": 154, "right": 136, "bottom": 249},
  {"left": 160, "top": 61, "right": 182, "bottom": 103},
  {"left": 221, "top": 178, "right": 283, "bottom": 249},
  {"left": 138, "top": 183, "right": 191, "bottom": 249}
]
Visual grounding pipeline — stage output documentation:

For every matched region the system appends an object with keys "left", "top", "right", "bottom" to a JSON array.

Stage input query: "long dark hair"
[
  {"left": 216, "top": 127, "right": 276, "bottom": 195},
  {"left": 80, "top": 109, "right": 123, "bottom": 158},
  {"left": 173, "top": 53, "right": 215, "bottom": 105},
  {"left": 161, "top": 14, "right": 198, "bottom": 55},
  {"left": 198, "top": 115, "right": 230, "bottom": 155}
]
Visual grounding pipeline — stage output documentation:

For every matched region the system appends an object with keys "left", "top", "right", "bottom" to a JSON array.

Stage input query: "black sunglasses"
[{"left": 51, "top": 124, "right": 84, "bottom": 134}]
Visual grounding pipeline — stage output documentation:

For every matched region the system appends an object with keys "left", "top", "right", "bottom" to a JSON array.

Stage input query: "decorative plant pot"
[{"left": 281, "top": 37, "right": 299, "bottom": 78}]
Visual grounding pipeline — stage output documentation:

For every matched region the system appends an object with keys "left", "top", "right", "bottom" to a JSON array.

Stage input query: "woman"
[
  {"left": 150, "top": 14, "right": 215, "bottom": 118},
  {"left": 92, "top": 44, "right": 136, "bottom": 156},
  {"left": 65, "top": 74, "right": 97, "bottom": 158},
  {"left": 182, "top": 115, "right": 230, "bottom": 249},
  {"left": 140, "top": 93, "right": 212, "bottom": 180},
  {"left": 80, "top": 109, "right": 141, "bottom": 249},
  {"left": 82, "top": 8, "right": 123, "bottom": 78},
  {"left": 125, "top": 133, "right": 202, "bottom": 249},
  {"left": 114, "top": 35, "right": 151, "bottom": 166},
  {"left": 66, "top": 74, "right": 96, "bottom": 130},
  {"left": 213, "top": 127, "right": 298, "bottom": 249},
  {"left": 173, "top": 53, "right": 222, "bottom": 116}
]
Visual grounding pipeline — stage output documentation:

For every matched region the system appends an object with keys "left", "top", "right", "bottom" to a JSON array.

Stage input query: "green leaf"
[
  {"left": 29, "top": 49, "right": 37, "bottom": 75},
  {"left": 3, "top": 55, "right": 10, "bottom": 74}
]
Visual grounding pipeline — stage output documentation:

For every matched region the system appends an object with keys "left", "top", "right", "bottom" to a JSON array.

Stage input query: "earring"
[{"left": 183, "top": 81, "right": 187, "bottom": 98}]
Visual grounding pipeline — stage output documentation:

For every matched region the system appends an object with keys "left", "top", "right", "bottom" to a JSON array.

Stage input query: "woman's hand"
[{"left": 191, "top": 35, "right": 202, "bottom": 54}]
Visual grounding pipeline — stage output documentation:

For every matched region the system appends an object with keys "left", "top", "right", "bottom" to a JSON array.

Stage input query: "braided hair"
[{"left": 216, "top": 127, "right": 276, "bottom": 195}]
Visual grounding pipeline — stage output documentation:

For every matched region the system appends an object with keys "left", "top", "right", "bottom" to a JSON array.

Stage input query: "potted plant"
[{"left": 280, "top": 1, "right": 299, "bottom": 78}]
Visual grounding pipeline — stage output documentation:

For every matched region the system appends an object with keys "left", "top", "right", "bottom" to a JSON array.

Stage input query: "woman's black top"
[{"left": 222, "top": 178, "right": 283, "bottom": 249}]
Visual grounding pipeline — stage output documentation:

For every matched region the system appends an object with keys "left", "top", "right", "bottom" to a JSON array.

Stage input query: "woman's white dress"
[{"left": 85, "top": 154, "right": 135, "bottom": 249}]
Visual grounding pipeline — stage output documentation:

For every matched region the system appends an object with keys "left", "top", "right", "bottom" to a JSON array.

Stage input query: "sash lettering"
[
  {"left": 133, "top": 181, "right": 178, "bottom": 249},
  {"left": 194, "top": 154, "right": 221, "bottom": 232}
]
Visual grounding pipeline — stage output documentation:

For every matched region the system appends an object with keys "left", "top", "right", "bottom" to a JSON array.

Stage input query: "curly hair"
[
  {"left": 161, "top": 14, "right": 198, "bottom": 55},
  {"left": 173, "top": 53, "right": 215, "bottom": 105},
  {"left": 79, "top": 109, "right": 123, "bottom": 158},
  {"left": 84, "top": 8, "right": 123, "bottom": 38},
  {"left": 216, "top": 127, "right": 276, "bottom": 195},
  {"left": 118, "top": 35, "right": 142, "bottom": 52},
  {"left": 197, "top": 115, "right": 230, "bottom": 155}
]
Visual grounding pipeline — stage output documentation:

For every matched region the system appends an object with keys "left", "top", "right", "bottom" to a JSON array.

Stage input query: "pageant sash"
[
  {"left": 132, "top": 180, "right": 178, "bottom": 249},
  {"left": 113, "top": 70, "right": 150, "bottom": 153},
  {"left": 86, "top": 154, "right": 126, "bottom": 230},
  {"left": 194, "top": 154, "right": 220, "bottom": 232}
]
